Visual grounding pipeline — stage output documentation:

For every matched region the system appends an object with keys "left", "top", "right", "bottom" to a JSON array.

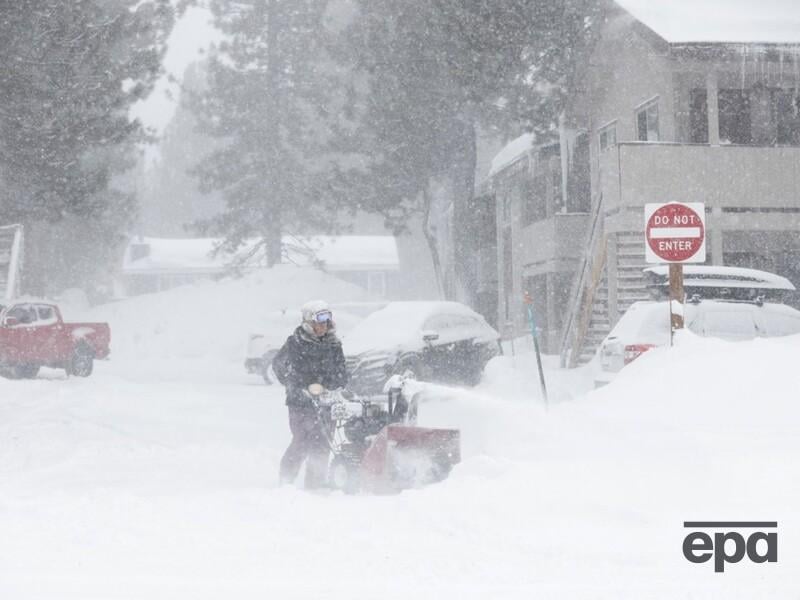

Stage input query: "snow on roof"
[
  {"left": 488, "top": 132, "right": 534, "bottom": 177},
  {"left": 123, "top": 235, "right": 399, "bottom": 274},
  {"left": 284, "top": 236, "right": 399, "bottom": 271},
  {"left": 644, "top": 265, "right": 796, "bottom": 290},
  {"left": 615, "top": 0, "right": 800, "bottom": 44},
  {"left": 124, "top": 238, "right": 225, "bottom": 273}
]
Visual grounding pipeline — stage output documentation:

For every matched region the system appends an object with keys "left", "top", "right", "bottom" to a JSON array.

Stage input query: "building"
[
  {"left": 488, "top": 0, "right": 800, "bottom": 364},
  {"left": 119, "top": 235, "right": 400, "bottom": 298}
]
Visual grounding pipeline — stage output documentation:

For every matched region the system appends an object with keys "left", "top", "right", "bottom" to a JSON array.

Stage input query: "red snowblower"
[{"left": 306, "top": 376, "right": 460, "bottom": 494}]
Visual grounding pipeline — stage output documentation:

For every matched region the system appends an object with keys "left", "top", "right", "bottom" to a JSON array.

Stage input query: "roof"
[
  {"left": 123, "top": 235, "right": 400, "bottom": 274},
  {"left": 614, "top": 0, "right": 800, "bottom": 44},
  {"left": 488, "top": 133, "right": 534, "bottom": 177}
]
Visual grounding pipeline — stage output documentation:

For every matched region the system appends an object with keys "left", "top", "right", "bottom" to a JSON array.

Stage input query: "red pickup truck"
[{"left": 0, "top": 301, "right": 110, "bottom": 378}]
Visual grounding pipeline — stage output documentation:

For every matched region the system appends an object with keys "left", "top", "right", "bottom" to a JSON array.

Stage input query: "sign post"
[
  {"left": 644, "top": 202, "right": 706, "bottom": 343},
  {"left": 523, "top": 291, "right": 548, "bottom": 408}
]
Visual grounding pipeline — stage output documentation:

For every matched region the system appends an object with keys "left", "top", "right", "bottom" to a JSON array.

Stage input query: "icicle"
[{"left": 740, "top": 44, "right": 747, "bottom": 90}]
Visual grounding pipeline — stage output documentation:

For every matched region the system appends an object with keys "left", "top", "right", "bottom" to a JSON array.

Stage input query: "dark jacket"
[{"left": 272, "top": 325, "right": 348, "bottom": 406}]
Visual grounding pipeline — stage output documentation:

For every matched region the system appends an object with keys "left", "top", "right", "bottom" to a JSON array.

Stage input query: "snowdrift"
[{"left": 70, "top": 265, "right": 371, "bottom": 377}]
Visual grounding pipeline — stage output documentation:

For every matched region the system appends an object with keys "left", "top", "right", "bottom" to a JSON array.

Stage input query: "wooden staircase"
[
  {"left": 615, "top": 231, "right": 650, "bottom": 316},
  {"left": 560, "top": 205, "right": 649, "bottom": 367}
]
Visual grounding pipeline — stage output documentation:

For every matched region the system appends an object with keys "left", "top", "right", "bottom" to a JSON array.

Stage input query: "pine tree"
[
  {"left": 0, "top": 0, "right": 173, "bottom": 295},
  {"left": 337, "top": 0, "right": 601, "bottom": 297},
  {"left": 192, "top": 0, "right": 351, "bottom": 267}
]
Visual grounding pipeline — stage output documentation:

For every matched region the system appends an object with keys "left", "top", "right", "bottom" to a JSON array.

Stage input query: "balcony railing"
[{"left": 599, "top": 142, "right": 800, "bottom": 213}]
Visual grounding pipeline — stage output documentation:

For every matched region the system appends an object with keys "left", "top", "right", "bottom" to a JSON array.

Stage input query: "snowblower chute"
[{"left": 306, "top": 375, "right": 461, "bottom": 493}]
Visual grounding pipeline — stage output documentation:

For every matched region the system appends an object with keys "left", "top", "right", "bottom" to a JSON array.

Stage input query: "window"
[
  {"left": 760, "top": 311, "right": 800, "bottom": 337},
  {"left": 567, "top": 132, "right": 590, "bottom": 213},
  {"left": 773, "top": 89, "right": 800, "bottom": 145},
  {"left": 598, "top": 121, "right": 617, "bottom": 151},
  {"left": 635, "top": 99, "right": 660, "bottom": 141},
  {"left": 700, "top": 310, "right": 757, "bottom": 340},
  {"left": 6, "top": 304, "right": 36, "bottom": 325},
  {"left": 502, "top": 228, "right": 513, "bottom": 319},
  {"left": 689, "top": 88, "right": 709, "bottom": 143},
  {"left": 449, "top": 315, "right": 474, "bottom": 329},
  {"left": 36, "top": 305, "right": 55, "bottom": 321},
  {"left": 501, "top": 189, "right": 512, "bottom": 223},
  {"left": 424, "top": 315, "right": 451, "bottom": 331},
  {"left": 521, "top": 175, "right": 547, "bottom": 226},
  {"left": 718, "top": 89, "right": 751, "bottom": 144},
  {"left": 551, "top": 164, "right": 564, "bottom": 213}
]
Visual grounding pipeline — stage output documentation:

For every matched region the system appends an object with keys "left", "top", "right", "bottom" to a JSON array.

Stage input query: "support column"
[
  {"left": 559, "top": 113, "right": 570, "bottom": 213},
  {"left": 706, "top": 72, "right": 720, "bottom": 145},
  {"left": 710, "top": 206, "right": 724, "bottom": 265},
  {"left": 607, "top": 233, "right": 619, "bottom": 326},
  {"left": 546, "top": 271, "right": 557, "bottom": 353}
]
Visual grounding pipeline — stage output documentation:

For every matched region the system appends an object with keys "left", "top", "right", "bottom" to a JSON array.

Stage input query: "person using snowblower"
[{"left": 273, "top": 300, "right": 348, "bottom": 488}]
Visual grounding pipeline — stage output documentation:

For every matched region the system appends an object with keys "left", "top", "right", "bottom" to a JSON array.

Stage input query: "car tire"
[
  {"left": 0, "top": 366, "right": 21, "bottom": 379},
  {"left": 393, "top": 354, "right": 429, "bottom": 382},
  {"left": 15, "top": 364, "right": 40, "bottom": 379},
  {"left": 261, "top": 349, "right": 278, "bottom": 385},
  {"left": 67, "top": 345, "right": 94, "bottom": 377}
]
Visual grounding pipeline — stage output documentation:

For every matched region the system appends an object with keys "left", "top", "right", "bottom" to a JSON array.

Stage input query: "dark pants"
[{"left": 279, "top": 403, "right": 331, "bottom": 488}]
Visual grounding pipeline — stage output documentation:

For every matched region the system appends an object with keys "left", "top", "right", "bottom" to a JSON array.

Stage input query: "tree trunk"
[
  {"left": 265, "top": 218, "right": 282, "bottom": 267},
  {"left": 452, "top": 120, "right": 478, "bottom": 305},
  {"left": 263, "top": 0, "right": 282, "bottom": 268},
  {"left": 422, "top": 183, "right": 446, "bottom": 299}
]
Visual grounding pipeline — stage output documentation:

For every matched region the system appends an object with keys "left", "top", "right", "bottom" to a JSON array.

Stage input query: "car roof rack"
[
  {"left": 686, "top": 293, "right": 766, "bottom": 307},
  {"left": 643, "top": 265, "right": 795, "bottom": 291}
]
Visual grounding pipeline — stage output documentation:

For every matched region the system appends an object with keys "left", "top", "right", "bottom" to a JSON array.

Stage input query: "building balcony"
[
  {"left": 600, "top": 142, "right": 800, "bottom": 216},
  {"left": 519, "top": 213, "right": 590, "bottom": 268}
]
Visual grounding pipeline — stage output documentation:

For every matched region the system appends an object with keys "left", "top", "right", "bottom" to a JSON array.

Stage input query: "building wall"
[{"left": 491, "top": 143, "right": 589, "bottom": 349}]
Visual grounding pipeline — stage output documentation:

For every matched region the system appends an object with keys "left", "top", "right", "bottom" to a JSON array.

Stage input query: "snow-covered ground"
[{"left": 1, "top": 266, "right": 798, "bottom": 598}]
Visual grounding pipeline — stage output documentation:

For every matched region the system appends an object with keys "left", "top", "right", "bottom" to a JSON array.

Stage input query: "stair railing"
[{"left": 559, "top": 194, "right": 607, "bottom": 367}]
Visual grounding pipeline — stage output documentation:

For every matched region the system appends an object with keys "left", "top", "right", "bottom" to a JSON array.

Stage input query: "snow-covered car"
[
  {"left": 343, "top": 301, "right": 501, "bottom": 395},
  {"left": 244, "top": 303, "right": 386, "bottom": 384},
  {"left": 594, "top": 298, "right": 800, "bottom": 386}
]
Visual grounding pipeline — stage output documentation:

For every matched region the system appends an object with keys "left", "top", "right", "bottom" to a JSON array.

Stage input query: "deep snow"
[{"left": 1, "top": 266, "right": 798, "bottom": 598}]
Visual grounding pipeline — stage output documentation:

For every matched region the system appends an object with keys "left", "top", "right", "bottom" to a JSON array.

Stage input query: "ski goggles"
[{"left": 312, "top": 310, "right": 333, "bottom": 323}]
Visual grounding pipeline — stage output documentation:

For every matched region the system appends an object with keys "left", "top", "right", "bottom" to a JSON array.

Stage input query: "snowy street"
[{"left": 1, "top": 267, "right": 798, "bottom": 599}]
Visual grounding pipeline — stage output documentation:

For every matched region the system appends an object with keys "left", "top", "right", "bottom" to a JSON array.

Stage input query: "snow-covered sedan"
[
  {"left": 343, "top": 301, "right": 501, "bottom": 395},
  {"left": 594, "top": 298, "right": 800, "bottom": 387}
]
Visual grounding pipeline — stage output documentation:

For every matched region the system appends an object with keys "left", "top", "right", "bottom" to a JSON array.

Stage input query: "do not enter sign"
[{"left": 644, "top": 202, "right": 706, "bottom": 263}]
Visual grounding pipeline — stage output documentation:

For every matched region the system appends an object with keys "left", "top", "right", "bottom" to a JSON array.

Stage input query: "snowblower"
[{"left": 305, "top": 376, "right": 460, "bottom": 494}]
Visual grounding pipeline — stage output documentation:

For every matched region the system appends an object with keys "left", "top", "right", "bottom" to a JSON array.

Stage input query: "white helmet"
[{"left": 301, "top": 300, "right": 332, "bottom": 325}]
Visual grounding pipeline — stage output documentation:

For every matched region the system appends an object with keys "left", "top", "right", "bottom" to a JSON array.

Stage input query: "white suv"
[{"left": 594, "top": 299, "right": 800, "bottom": 386}]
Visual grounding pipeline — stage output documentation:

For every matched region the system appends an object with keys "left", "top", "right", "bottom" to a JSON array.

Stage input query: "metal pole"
[
  {"left": 506, "top": 320, "right": 516, "bottom": 357},
  {"left": 524, "top": 292, "right": 548, "bottom": 407},
  {"left": 669, "top": 263, "right": 684, "bottom": 345}
]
